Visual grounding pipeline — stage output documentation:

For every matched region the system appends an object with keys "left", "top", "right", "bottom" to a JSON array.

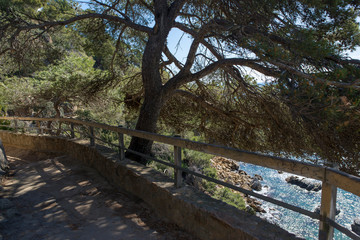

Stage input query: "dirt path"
[{"left": 0, "top": 147, "right": 197, "bottom": 240}]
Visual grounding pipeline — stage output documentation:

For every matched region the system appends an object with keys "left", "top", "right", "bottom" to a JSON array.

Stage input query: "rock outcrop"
[
  {"left": 250, "top": 179, "right": 262, "bottom": 191},
  {"left": 210, "top": 157, "right": 265, "bottom": 213},
  {"left": 314, "top": 205, "right": 340, "bottom": 216},
  {"left": 352, "top": 218, "right": 360, "bottom": 235},
  {"left": 285, "top": 176, "right": 322, "bottom": 192}
]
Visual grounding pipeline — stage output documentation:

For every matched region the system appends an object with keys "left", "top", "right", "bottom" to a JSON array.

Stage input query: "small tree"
[{"left": 3, "top": 52, "right": 108, "bottom": 117}]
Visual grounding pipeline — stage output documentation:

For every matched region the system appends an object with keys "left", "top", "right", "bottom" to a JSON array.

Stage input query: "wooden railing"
[{"left": 0, "top": 116, "right": 359, "bottom": 240}]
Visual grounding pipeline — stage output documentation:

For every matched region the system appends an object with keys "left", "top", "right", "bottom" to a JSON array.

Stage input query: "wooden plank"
[
  {"left": 174, "top": 136, "right": 182, "bottom": 188},
  {"left": 327, "top": 218, "right": 360, "bottom": 240},
  {"left": 14, "top": 119, "right": 18, "bottom": 132},
  {"left": 89, "top": 126, "right": 95, "bottom": 146},
  {"left": 70, "top": 123, "right": 75, "bottom": 138},
  {"left": 118, "top": 127, "right": 125, "bottom": 161},
  {"left": 326, "top": 168, "right": 360, "bottom": 197},
  {"left": 318, "top": 180, "right": 337, "bottom": 240}
]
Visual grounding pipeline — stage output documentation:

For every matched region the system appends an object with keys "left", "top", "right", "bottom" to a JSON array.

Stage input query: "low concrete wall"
[{"left": 0, "top": 131, "right": 302, "bottom": 240}]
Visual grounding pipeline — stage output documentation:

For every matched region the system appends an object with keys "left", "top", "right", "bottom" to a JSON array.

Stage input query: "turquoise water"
[{"left": 239, "top": 162, "right": 360, "bottom": 239}]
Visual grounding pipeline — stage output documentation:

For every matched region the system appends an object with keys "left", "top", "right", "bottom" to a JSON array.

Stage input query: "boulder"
[
  {"left": 314, "top": 205, "right": 340, "bottom": 216},
  {"left": 352, "top": 218, "right": 360, "bottom": 235},
  {"left": 238, "top": 170, "right": 248, "bottom": 175},
  {"left": 184, "top": 166, "right": 203, "bottom": 189},
  {"left": 247, "top": 198, "right": 266, "bottom": 213},
  {"left": 250, "top": 179, "right": 262, "bottom": 191},
  {"left": 253, "top": 174, "right": 263, "bottom": 181},
  {"left": 285, "top": 176, "right": 322, "bottom": 192}
]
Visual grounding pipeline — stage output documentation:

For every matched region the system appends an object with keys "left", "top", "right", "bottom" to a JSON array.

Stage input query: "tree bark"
[
  {"left": 126, "top": 90, "right": 164, "bottom": 164},
  {"left": 126, "top": 1, "right": 185, "bottom": 164},
  {"left": 125, "top": 31, "right": 165, "bottom": 164}
]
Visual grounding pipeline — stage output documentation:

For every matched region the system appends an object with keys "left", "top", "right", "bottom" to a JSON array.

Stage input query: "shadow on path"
[{"left": 0, "top": 147, "right": 197, "bottom": 240}]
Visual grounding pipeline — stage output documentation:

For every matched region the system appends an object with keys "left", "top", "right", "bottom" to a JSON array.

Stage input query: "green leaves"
[
  {"left": 34, "top": 52, "right": 106, "bottom": 101},
  {"left": 2, "top": 51, "right": 109, "bottom": 117}
]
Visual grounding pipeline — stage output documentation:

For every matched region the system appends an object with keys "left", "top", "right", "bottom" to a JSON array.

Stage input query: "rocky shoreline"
[
  {"left": 285, "top": 176, "right": 322, "bottom": 192},
  {"left": 209, "top": 157, "right": 265, "bottom": 213},
  {"left": 205, "top": 157, "right": 360, "bottom": 238}
]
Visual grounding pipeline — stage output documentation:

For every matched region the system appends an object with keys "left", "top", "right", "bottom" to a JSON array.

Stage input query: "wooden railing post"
[
  {"left": 36, "top": 121, "right": 40, "bottom": 134},
  {"left": 70, "top": 123, "right": 75, "bottom": 138},
  {"left": 319, "top": 168, "right": 337, "bottom": 240},
  {"left": 36, "top": 121, "right": 43, "bottom": 134},
  {"left": 118, "top": 125, "right": 125, "bottom": 160},
  {"left": 89, "top": 126, "right": 95, "bottom": 146},
  {"left": 174, "top": 135, "right": 182, "bottom": 188},
  {"left": 14, "top": 119, "right": 18, "bottom": 132},
  {"left": 57, "top": 121, "right": 61, "bottom": 135}
]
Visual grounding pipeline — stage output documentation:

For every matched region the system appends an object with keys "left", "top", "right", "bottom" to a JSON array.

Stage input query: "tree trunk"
[
  {"left": 126, "top": 1, "right": 182, "bottom": 164},
  {"left": 126, "top": 91, "right": 164, "bottom": 165}
]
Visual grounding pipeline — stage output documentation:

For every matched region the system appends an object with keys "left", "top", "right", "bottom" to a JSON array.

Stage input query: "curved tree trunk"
[
  {"left": 126, "top": 90, "right": 164, "bottom": 165},
  {"left": 126, "top": 27, "right": 167, "bottom": 164},
  {"left": 126, "top": 1, "right": 184, "bottom": 164}
]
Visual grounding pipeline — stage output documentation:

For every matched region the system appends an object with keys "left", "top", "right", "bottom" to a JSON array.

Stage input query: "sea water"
[{"left": 239, "top": 162, "right": 360, "bottom": 239}]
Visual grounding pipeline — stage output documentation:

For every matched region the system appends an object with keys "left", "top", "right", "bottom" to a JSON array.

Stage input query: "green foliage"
[
  {"left": 213, "top": 188, "right": 246, "bottom": 210},
  {"left": 36, "top": 52, "right": 104, "bottom": 107},
  {"left": 35, "top": 52, "right": 104, "bottom": 101},
  {"left": 183, "top": 148, "right": 213, "bottom": 168},
  {"left": 0, "top": 104, "right": 11, "bottom": 130},
  {"left": 2, "top": 52, "right": 109, "bottom": 117},
  {"left": 200, "top": 166, "right": 246, "bottom": 211},
  {"left": 201, "top": 166, "right": 218, "bottom": 194}
]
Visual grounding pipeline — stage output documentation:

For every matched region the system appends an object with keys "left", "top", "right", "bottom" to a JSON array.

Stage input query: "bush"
[{"left": 214, "top": 187, "right": 246, "bottom": 210}]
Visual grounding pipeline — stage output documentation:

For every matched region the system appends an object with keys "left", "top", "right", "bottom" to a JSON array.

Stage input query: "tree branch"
[
  {"left": 174, "top": 89, "right": 256, "bottom": 127},
  {"left": 189, "top": 58, "right": 280, "bottom": 84},
  {"left": 269, "top": 60, "right": 360, "bottom": 90},
  {"left": 13, "top": 13, "right": 152, "bottom": 35},
  {"left": 163, "top": 46, "right": 183, "bottom": 69},
  {"left": 181, "top": 21, "right": 215, "bottom": 73}
]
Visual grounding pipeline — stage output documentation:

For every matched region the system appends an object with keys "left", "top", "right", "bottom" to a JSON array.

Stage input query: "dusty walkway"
[{"left": 0, "top": 147, "right": 197, "bottom": 240}]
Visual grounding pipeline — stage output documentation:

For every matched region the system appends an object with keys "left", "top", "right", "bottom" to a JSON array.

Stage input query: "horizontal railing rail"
[{"left": 0, "top": 116, "right": 359, "bottom": 240}]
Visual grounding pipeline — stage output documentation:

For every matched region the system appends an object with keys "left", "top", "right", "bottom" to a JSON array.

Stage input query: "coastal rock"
[
  {"left": 184, "top": 166, "right": 202, "bottom": 188},
  {"left": 210, "top": 157, "right": 253, "bottom": 190},
  {"left": 211, "top": 157, "right": 239, "bottom": 171},
  {"left": 314, "top": 205, "right": 340, "bottom": 216},
  {"left": 210, "top": 157, "right": 265, "bottom": 213},
  {"left": 285, "top": 176, "right": 322, "bottom": 192},
  {"left": 351, "top": 218, "right": 360, "bottom": 235},
  {"left": 251, "top": 179, "right": 262, "bottom": 191},
  {"left": 238, "top": 170, "right": 248, "bottom": 175},
  {"left": 247, "top": 198, "right": 266, "bottom": 213},
  {"left": 253, "top": 174, "right": 263, "bottom": 181}
]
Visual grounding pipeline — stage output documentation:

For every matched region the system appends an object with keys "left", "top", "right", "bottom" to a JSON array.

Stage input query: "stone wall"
[{"left": 0, "top": 131, "right": 303, "bottom": 240}]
